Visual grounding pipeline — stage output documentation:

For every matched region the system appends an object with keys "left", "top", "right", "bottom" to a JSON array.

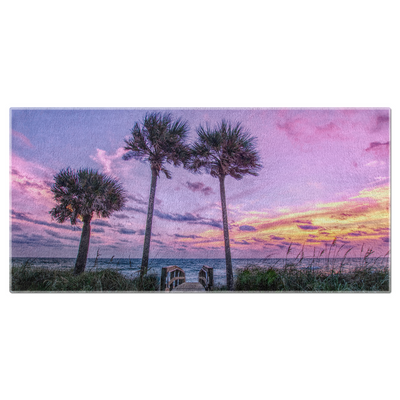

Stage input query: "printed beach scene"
[{"left": 10, "top": 108, "right": 390, "bottom": 292}]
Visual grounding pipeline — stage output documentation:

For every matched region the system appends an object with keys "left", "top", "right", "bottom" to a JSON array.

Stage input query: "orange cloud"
[{"left": 175, "top": 184, "right": 390, "bottom": 257}]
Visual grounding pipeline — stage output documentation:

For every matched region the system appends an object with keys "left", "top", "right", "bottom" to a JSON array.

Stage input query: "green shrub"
[
  {"left": 11, "top": 264, "right": 159, "bottom": 292},
  {"left": 235, "top": 265, "right": 280, "bottom": 291},
  {"left": 234, "top": 264, "right": 389, "bottom": 292}
]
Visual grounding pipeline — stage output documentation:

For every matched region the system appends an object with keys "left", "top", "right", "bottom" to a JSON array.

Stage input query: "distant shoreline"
[{"left": 10, "top": 256, "right": 391, "bottom": 260}]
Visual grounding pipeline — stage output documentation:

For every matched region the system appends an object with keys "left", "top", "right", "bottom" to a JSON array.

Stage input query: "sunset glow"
[{"left": 10, "top": 109, "right": 390, "bottom": 259}]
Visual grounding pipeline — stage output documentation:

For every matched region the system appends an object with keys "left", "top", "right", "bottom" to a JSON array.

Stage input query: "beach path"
[
  {"left": 161, "top": 265, "right": 213, "bottom": 292},
  {"left": 171, "top": 282, "right": 205, "bottom": 292}
]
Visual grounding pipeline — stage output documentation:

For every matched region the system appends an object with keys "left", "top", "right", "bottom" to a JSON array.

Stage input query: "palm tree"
[
  {"left": 49, "top": 168, "right": 127, "bottom": 275},
  {"left": 187, "top": 120, "right": 262, "bottom": 290},
  {"left": 123, "top": 112, "right": 190, "bottom": 277}
]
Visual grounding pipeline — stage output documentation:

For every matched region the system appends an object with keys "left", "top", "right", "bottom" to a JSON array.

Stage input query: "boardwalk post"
[
  {"left": 198, "top": 265, "right": 214, "bottom": 291},
  {"left": 160, "top": 267, "right": 167, "bottom": 291},
  {"left": 160, "top": 266, "right": 186, "bottom": 291},
  {"left": 209, "top": 267, "right": 214, "bottom": 290}
]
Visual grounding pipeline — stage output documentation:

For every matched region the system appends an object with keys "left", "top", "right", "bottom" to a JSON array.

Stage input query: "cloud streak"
[
  {"left": 128, "top": 205, "right": 223, "bottom": 229},
  {"left": 194, "top": 184, "right": 390, "bottom": 256},
  {"left": 12, "top": 210, "right": 81, "bottom": 231},
  {"left": 117, "top": 228, "right": 136, "bottom": 235},
  {"left": 12, "top": 130, "right": 33, "bottom": 148},
  {"left": 239, "top": 225, "right": 257, "bottom": 232},
  {"left": 185, "top": 181, "right": 214, "bottom": 196},
  {"left": 174, "top": 234, "right": 203, "bottom": 239},
  {"left": 297, "top": 225, "right": 322, "bottom": 230}
]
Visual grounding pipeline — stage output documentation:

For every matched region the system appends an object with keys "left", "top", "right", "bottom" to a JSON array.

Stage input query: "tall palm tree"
[
  {"left": 49, "top": 168, "right": 127, "bottom": 275},
  {"left": 188, "top": 120, "right": 262, "bottom": 290},
  {"left": 123, "top": 112, "right": 190, "bottom": 277}
]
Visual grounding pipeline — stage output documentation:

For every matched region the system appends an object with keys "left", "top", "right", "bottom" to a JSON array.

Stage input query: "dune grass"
[
  {"left": 11, "top": 263, "right": 389, "bottom": 292},
  {"left": 11, "top": 242, "right": 390, "bottom": 292},
  {"left": 234, "top": 264, "right": 390, "bottom": 292},
  {"left": 11, "top": 261, "right": 159, "bottom": 292},
  {"left": 233, "top": 242, "right": 390, "bottom": 292}
]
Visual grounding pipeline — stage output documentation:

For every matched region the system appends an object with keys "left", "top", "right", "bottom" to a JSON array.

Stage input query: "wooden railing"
[
  {"left": 198, "top": 265, "right": 214, "bottom": 291},
  {"left": 161, "top": 265, "right": 186, "bottom": 291}
]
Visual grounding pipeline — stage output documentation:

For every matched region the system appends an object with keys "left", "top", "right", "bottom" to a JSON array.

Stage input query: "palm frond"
[
  {"left": 161, "top": 167, "right": 172, "bottom": 179},
  {"left": 49, "top": 168, "right": 127, "bottom": 225},
  {"left": 187, "top": 120, "right": 262, "bottom": 180},
  {"left": 123, "top": 112, "right": 190, "bottom": 178}
]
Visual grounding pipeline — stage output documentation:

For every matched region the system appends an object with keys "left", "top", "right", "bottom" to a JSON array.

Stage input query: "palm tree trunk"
[
  {"left": 141, "top": 168, "right": 158, "bottom": 277},
  {"left": 219, "top": 175, "right": 234, "bottom": 290},
  {"left": 74, "top": 216, "right": 92, "bottom": 275}
]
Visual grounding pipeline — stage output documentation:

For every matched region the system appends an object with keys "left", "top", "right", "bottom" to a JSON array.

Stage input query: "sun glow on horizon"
[{"left": 175, "top": 183, "right": 390, "bottom": 257}]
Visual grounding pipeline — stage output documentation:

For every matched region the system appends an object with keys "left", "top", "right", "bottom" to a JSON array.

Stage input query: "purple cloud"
[
  {"left": 186, "top": 181, "right": 214, "bottom": 196},
  {"left": 297, "top": 225, "right": 321, "bottom": 230},
  {"left": 92, "top": 220, "right": 112, "bottom": 227},
  {"left": 127, "top": 194, "right": 147, "bottom": 205},
  {"left": 12, "top": 210, "right": 81, "bottom": 231},
  {"left": 239, "top": 225, "right": 256, "bottom": 232},
  {"left": 174, "top": 234, "right": 202, "bottom": 239},
  {"left": 124, "top": 206, "right": 141, "bottom": 212},
  {"left": 282, "top": 241, "right": 302, "bottom": 246},
  {"left": 12, "top": 233, "right": 75, "bottom": 248},
  {"left": 277, "top": 116, "right": 343, "bottom": 141},
  {"left": 348, "top": 231, "right": 368, "bottom": 237},
  {"left": 316, "top": 122, "right": 339, "bottom": 134},
  {"left": 127, "top": 206, "right": 222, "bottom": 229},
  {"left": 373, "top": 227, "right": 389, "bottom": 232},
  {"left": 113, "top": 213, "right": 130, "bottom": 219},
  {"left": 372, "top": 113, "right": 389, "bottom": 132},
  {"left": 201, "top": 187, "right": 214, "bottom": 195},
  {"left": 270, "top": 235, "right": 284, "bottom": 240},
  {"left": 117, "top": 228, "right": 136, "bottom": 235},
  {"left": 186, "top": 181, "right": 204, "bottom": 191},
  {"left": 293, "top": 219, "right": 312, "bottom": 224},
  {"left": 233, "top": 239, "right": 251, "bottom": 245},
  {"left": 44, "top": 229, "right": 79, "bottom": 241},
  {"left": 136, "top": 229, "right": 160, "bottom": 236},
  {"left": 366, "top": 141, "right": 389, "bottom": 151},
  {"left": 12, "top": 224, "right": 22, "bottom": 232}
]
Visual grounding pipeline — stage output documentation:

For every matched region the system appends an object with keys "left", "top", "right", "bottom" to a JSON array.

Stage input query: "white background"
[{"left": 1, "top": 1, "right": 398, "bottom": 400}]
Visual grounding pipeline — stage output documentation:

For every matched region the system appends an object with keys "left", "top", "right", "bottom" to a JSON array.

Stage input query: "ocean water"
[{"left": 11, "top": 257, "right": 390, "bottom": 286}]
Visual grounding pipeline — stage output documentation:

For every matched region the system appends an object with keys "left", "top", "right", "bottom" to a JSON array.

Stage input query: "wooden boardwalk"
[
  {"left": 161, "top": 265, "right": 213, "bottom": 292},
  {"left": 172, "top": 282, "right": 205, "bottom": 292}
]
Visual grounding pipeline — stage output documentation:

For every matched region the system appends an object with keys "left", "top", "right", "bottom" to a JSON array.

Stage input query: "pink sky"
[{"left": 10, "top": 108, "right": 390, "bottom": 259}]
